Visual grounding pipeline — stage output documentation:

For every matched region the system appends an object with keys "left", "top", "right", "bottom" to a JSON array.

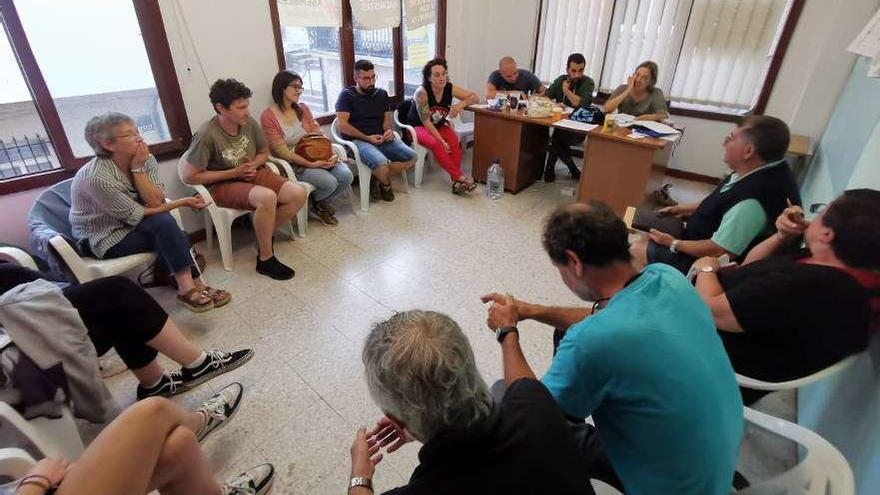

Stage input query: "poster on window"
[
  {"left": 405, "top": 0, "right": 436, "bottom": 30},
  {"left": 277, "top": 0, "right": 341, "bottom": 28},
  {"left": 351, "top": 0, "right": 401, "bottom": 30}
]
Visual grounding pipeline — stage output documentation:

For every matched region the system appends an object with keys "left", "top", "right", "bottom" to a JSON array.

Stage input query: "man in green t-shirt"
[
  {"left": 543, "top": 53, "right": 595, "bottom": 183},
  {"left": 181, "top": 78, "right": 308, "bottom": 281}
]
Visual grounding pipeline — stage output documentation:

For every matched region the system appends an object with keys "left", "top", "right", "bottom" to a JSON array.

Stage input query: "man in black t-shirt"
[
  {"left": 692, "top": 189, "right": 880, "bottom": 404},
  {"left": 349, "top": 310, "right": 593, "bottom": 495}
]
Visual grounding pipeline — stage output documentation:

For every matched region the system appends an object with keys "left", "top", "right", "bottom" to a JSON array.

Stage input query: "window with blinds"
[{"left": 534, "top": 0, "right": 796, "bottom": 116}]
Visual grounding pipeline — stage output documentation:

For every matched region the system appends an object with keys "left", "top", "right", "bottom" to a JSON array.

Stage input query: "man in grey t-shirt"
[
  {"left": 181, "top": 78, "right": 307, "bottom": 281},
  {"left": 485, "top": 56, "right": 545, "bottom": 99}
]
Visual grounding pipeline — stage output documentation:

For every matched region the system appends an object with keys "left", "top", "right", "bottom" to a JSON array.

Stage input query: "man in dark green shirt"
[{"left": 544, "top": 53, "right": 595, "bottom": 182}]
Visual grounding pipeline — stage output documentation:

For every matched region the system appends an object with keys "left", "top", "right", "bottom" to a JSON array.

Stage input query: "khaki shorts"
[{"left": 208, "top": 166, "right": 287, "bottom": 210}]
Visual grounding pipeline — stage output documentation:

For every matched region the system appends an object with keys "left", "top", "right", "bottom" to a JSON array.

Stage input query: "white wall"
[{"left": 445, "top": 0, "right": 541, "bottom": 97}]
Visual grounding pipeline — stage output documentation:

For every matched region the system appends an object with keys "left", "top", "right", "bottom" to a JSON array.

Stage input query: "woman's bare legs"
[
  {"left": 56, "top": 398, "right": 215, "bottom": 495},
  {"left": 128, "top": 318, "right": 203, "bottom": 386}
]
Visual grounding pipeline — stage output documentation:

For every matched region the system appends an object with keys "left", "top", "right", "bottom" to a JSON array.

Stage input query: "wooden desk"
[
  {"left": 470, "top": 106, "right": 668, "bottom": 215},
  {"left": 471, "top": 108, "right": 552, "bottom": 192}
]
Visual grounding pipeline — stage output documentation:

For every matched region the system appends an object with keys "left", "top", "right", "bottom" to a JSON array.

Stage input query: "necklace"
[{"left": 591, "top": 272, "right": 642, "bottom": 314}]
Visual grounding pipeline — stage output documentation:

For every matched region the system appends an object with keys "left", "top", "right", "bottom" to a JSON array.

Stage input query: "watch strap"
[{"left": 495, "top": 326, "right": 519, "bottom": 343}]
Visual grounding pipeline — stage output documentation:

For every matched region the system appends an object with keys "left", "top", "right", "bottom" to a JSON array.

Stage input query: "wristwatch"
[
  {"left": 495, "top": 326, "right": 519, "bottom": 344},
  {"left": 669, "top": 239, "right": 680, "bottom": 254},
  {"left": 700, "top": 265, "right": 715, "bottom": 274},
  {"left": 349, "top": 476, "right": 373, "bottom": 492},
  {"left": 130, "top": 166, "right": 147, "bottom": 174}
]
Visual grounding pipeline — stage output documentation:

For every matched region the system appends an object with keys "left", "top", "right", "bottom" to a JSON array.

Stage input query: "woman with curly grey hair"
[{"left": 349, "top": 310, "right": 590, "bottom": 495}]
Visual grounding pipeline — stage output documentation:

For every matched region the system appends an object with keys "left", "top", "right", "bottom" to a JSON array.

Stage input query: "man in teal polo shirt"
[
  {"left": 483, "top": 202, "right": 743, "bottom": 495},
  {"left": 631, "top": 115, "right": 800, "bottom": 274}
]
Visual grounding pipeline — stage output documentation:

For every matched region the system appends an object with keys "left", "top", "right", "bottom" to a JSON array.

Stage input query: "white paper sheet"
[
  {"left": 849, "top": 8, "right": 880, "bottom": 58},
  {"left": 630, "top": 120, "right": 681, "bottom": 136},
  {"left": 553, "top": 120, "right": 598, "bottom": 133}
]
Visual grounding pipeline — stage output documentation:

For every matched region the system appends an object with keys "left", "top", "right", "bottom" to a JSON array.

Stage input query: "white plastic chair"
[
  {"left": 0, "top": 247, "right": 38, "bottom": 270},
  {"left": 330, "top": 119, "right": 409, "bottom": 212},
  {"left": 177, "top": 155, "right": 251, "bottom": 272},
  {"left": 0, "top": 401, "right": 85, "bottom": 460},
  {"left": 0, "top": 447, "right": 36, "bottom": 492},
  {"left": 736, "top": 354, "right": 860, "bottom": 392},
  {"left": 590, "top": 407, "right": 853, "bottom": 495},
  {"left": 450, "top": 113, "right": 474, "bottom": 154},
  {"left": 31, "top": 179, "right": 184, "bottom": 284},
  {"left": 393, "top": 103, "right": 429, "bottom": 187},
  {"left": 264, "top": 156, "right": 314, "bottom": 238},
  {"left": 736, "top": 406, "right": 854, "bottom": 495}
]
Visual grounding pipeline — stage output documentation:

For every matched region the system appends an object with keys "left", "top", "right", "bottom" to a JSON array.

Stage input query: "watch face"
[{"left": 701, "top": 265, "right": 713, "bottom": 272}]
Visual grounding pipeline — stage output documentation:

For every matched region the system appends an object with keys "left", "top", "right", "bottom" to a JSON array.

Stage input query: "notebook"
[{"left": 631, "top": 206, "right": 685, "bottom": 238}]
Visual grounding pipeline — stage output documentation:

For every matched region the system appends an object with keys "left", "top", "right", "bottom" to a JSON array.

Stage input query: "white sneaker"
[
  {"left": 196, "top": 382, "right": 244, "bottom": 442},
  {"left": 222, "top": 463, "right": 275, "bottom": 495}
]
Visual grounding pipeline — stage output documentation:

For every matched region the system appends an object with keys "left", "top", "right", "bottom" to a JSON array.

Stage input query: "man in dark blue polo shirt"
[{"left": 335, "top": 60, "right": 416, "bottom": 202}]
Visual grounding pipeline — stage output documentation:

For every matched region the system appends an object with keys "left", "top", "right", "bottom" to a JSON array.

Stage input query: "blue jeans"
[
  {"left": 352, "top": 138, "right": 417, "bottom": 170},
  {"left": 296, "top": 162, "right": 354, "bottom": 205},
  {"left": 104, "top": 213, "right": 199, "bottom": 278}
]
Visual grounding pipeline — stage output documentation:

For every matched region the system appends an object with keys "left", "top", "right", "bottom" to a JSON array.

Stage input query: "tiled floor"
[{"left": 100, "top": 153, "right": 794, "bottom": 494}]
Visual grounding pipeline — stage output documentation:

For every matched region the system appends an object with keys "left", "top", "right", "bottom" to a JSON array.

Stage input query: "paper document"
[
  {"left": 553, "top": 120, "right": 597, "bottom": 133},
  {"left": 631, "top": 120, "right": 680, "bottom": 135},
  {"left": 470, "top": 104, "right": 490, "bottom": 109},
  {"left": 848, "top": 8, "right": 880, "bottom": 57},
  {"left": 614, "top": 113, "right": 636, "bottom": 126}
]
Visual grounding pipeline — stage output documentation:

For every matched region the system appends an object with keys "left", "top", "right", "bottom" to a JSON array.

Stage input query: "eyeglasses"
[
  {"left": 288, "top": 84, "right": 304, "bottom": 92},
  {"left": 112, "top": 131, "right": 141, "bottom": 140},
  {"left": 356, "top": 74, "right": 377, "bottom": 81}
]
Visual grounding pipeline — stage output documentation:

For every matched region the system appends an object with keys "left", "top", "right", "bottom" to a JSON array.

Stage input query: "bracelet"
[
  {"left": 17, "top": 475, "right": 52, "bottom": 491},
  {"left": 349, "top": 476, "right": 373, "bottom": 493}
]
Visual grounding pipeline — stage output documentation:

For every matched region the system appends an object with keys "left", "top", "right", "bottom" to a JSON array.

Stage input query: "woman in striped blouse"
[{"left": 70, "top": 113, "right": 230, "bottom": 312}]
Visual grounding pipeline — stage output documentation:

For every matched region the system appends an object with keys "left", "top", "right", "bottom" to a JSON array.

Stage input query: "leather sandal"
[
  {"left": 202, "top": 286, "right": 232, "bottom": 308},
  {"left": 177, "top": 288, "right": 214, "bottom": 313}
]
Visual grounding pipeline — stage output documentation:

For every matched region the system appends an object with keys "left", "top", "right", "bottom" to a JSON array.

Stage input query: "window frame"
[
  {"left": 532, "top": 0, "right": 805, "bottom": 123},
  {"left": 0, "top": 0, "right": 191, "bottom": 195},
  {"left": 269, "top": 0, "right": 447, "bottom": 125}
]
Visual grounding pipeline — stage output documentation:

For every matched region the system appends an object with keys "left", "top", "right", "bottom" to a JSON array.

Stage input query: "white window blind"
[
  {"left": 600, "top": 0, "right": 691, "bottom": 93},
  {"left": 669, "top": 0, "right": 789, "bottom": 111},
  {"left": 534, "top": 0, "right": 794, "bottom": 113},
  {"left": 534, "top": 0, "right": 615, "bottom": 83}
]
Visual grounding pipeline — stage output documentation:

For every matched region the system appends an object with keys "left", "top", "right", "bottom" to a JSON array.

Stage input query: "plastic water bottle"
[{"left": 487, "top": 159, "right": 504, "bottom": 200}]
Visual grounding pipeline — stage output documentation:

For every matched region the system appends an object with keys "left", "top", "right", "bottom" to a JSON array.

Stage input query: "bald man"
[{"left": 486, "top": 56, "right": 545, "bottom": 99}]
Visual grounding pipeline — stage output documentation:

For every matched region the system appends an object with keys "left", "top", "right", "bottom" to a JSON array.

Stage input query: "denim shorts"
[{"left": 353, "top": 138, "right": 417, "bottom": 170}]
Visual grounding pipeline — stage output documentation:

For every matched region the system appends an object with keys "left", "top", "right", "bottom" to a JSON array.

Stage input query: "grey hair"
[
  {"left": 84, "top": 112, "right": 135, "bottom": 157},
  {"left": 362, "top": 310, "right": 493, "bottom": 442}
]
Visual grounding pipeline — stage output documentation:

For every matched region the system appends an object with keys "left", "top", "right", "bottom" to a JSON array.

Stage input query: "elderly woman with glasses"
[
  {"left": 70, "top": 112, "right": 230, "bottom": 312},
  {"left": 260, "top": 70, "right": 353, "bottom": 226}
]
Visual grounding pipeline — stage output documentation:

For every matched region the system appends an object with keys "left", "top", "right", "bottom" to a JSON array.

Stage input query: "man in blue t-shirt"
[
  {"left": 335, "top": 59, "right": 416, "bottom": 202},
  {"left": 482, "top": 202, "right": 743, "bottom": 495}
]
